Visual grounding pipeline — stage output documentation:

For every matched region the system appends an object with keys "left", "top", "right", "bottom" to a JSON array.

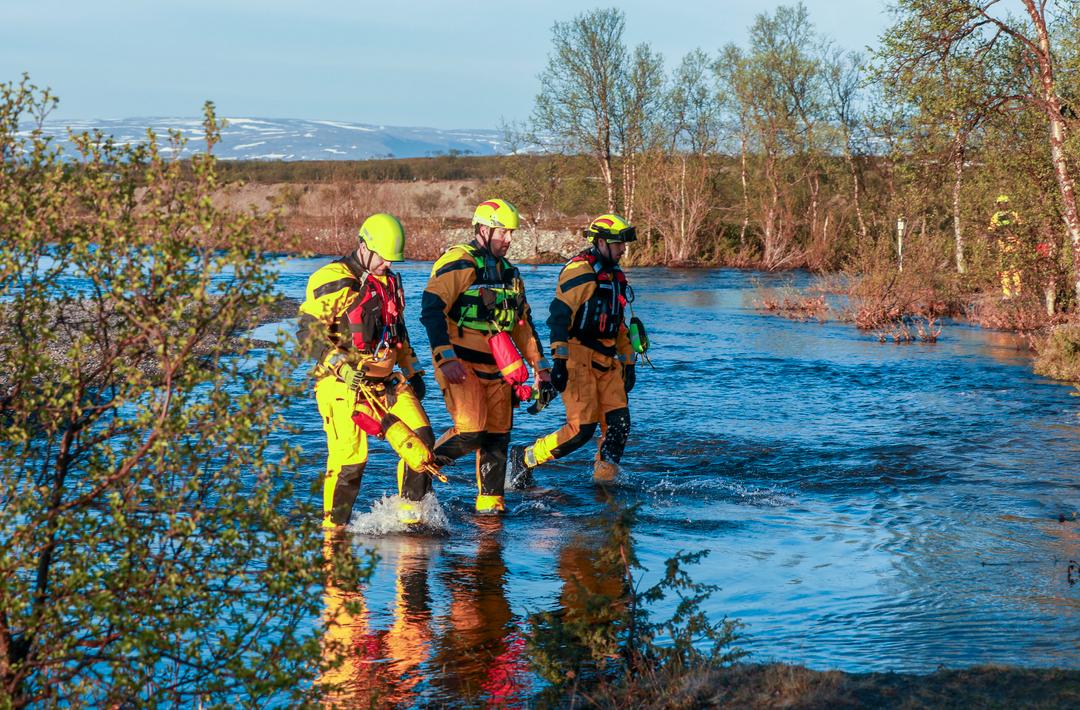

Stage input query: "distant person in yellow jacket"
[
  {"left": 989, "top": 194, "right": 1025, "bottom": 299},
  {"left": 420, "top": 199, "right": 552, "bottom": 514},
  {"left": 298, "top": 214, "right": 434, "bottom": 528},
  {"left": 510, "top": 214, "right": 638, "bottom": 485}
]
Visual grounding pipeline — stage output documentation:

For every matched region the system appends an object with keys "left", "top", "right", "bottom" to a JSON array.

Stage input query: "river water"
[{"left": 269, "top": 258, "right": 1079, "bottom": 706}]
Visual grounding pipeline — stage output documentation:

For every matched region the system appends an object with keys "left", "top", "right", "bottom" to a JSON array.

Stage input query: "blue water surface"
[{"left": 269, "top": 257, "right": 1079, "bottom": 706}]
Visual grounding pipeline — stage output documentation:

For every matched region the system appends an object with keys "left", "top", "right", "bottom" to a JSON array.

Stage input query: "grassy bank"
[{"left": 576, "top": 663, "right": 1080, "bottom": 709}]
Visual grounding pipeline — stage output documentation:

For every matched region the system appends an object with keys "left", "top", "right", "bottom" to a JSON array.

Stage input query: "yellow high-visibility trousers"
[
  {"left": 1000, "top": 269, "right": 1022, "bottom": 299},
  {"left": 316, "top": 374, "right": 434, "bottom": 526}
]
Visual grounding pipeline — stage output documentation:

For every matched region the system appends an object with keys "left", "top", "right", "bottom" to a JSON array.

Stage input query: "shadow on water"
[{"left": 275, "top": 260, "right": 1079, "bottom": 704}]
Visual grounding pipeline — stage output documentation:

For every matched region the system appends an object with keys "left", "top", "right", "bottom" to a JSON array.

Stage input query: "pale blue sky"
[{"left": 2, "top": 1, "right": 891, "bottom": 128}]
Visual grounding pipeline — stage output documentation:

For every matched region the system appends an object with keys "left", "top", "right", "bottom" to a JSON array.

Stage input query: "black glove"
[
  {"left": 407, "top": 372, "right": 426, "bottom": 401},
  {"left": 551, "top": 359, "right": 569, "bottom": 392},
  {"left": 528, "top": 380, "right": 558, "bottom": 414},
  {"left": 623, "top": 364, "right": 636, "bottom": 394}
]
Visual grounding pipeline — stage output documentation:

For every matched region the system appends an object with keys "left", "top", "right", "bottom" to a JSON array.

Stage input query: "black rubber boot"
[
  {"left": 328, "top": 462, "right": 365, "bottom": 525},
  {"left": 598, "top": 408, "right": 631, "bottom": 464},
  {"left": 507, "top": 444, "right": 535, "bottom": 490},
  {"left": 477, "top": 432, "right": 510, "bottom": 498}
]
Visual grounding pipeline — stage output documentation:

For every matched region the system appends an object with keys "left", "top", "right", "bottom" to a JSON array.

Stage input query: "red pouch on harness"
[{"left": 352, "top": 410, "right": 383, "bottom": 437}]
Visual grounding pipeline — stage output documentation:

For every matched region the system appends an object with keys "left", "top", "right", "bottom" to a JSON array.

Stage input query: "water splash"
[
  {"left": 347, "top": 493, "right": 450, "bottom": 535},
  {"left": 649, "top": 474, "right": 794, "bottom": 507},
  {"left": 510, "top": 497, "right": 562, "bottom": 516}
]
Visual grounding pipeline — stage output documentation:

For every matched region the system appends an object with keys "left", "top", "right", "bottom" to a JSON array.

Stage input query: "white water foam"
[
  {"left": 510, "top": 498, "right": 563, "bottom": 516},
  {"left": 651, "top": 475, "right": 794, "bottom": 507},
  {"left": 347, "top": 493, "right": 450, "bottom": 535}
]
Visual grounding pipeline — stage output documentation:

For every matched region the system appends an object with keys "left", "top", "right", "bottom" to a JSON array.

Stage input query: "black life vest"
[{"left": 568, "top": 250, "right": 630, "bottom": 341}]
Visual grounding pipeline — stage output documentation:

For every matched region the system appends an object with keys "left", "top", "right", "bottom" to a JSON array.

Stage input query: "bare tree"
[
  {"left": 614, "top": 43, "right": 665, "bottom": 222},
  {"left": 716, "top": 3, "right": 832, "bottom": 269},
  {"left": 825, "top": 49, "right": 870, "bottom": 243},
  {"left": 640, "top": 49, "right": 721, "bottom": 263},
  {"left": 533, "top": 8, "right": 627, "bottom": 213}
]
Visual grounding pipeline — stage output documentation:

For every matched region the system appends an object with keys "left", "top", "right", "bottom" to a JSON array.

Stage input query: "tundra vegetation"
[
  {"left": 231, "top": 4, "right": 1079, "bottom": 376},
  {"left": 521, "top": 2, "right": 1080, "bottom": 381}
]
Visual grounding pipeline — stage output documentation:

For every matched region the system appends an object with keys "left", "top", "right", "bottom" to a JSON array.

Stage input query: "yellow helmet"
[
  {"left": 996, "top": 194, "right": 1010, "bottom": 204},
  {"left": 472, "top": 198, "right": 520, "bottom": 230},
  {"left": 584, "top": 213, "right": 637, "bottom": 243},
  {"left": 358, "top": 213, "right": 405, "bottom": 262}
]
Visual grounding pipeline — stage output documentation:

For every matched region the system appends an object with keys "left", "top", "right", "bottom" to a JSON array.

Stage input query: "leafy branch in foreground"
[
  {"left": 527, "top": 498, "right": 745, "bottom": 705},
  {"left": 0, "top": 76, "right": 350, "bottom": 707}
]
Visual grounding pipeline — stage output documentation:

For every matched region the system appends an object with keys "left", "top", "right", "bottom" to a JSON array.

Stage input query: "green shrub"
[
  {"left": 0, "top": 77, "right": 359, "bottom": 707},
  {"left": 526, "top": 498, "right": 745, "bottom": 705}
]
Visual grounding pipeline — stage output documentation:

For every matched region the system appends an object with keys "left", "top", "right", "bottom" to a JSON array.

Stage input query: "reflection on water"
[
  {"left": 320, "top": 522, "right": 531, "bottom": 708},
  {"left": 430, "top": 518, "right": 529, "bottom": 704},
  {"left": 319, "top": 533, "right": 430, "bottom": 707},
  {"left": 270, "top": 260, "right": 1080, "bottom": 703}
]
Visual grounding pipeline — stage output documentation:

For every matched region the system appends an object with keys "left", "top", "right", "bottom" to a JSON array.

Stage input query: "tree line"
[{"left": 505, "top": 2, "right": 1079, "bottom": 310}]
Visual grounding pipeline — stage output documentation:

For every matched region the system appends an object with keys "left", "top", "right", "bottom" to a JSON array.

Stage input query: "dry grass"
[
  {"left": 969, "top": 292, "right": 1069, "bottom": 333},
  {"left": 756, "top": 289, "right": 829, "bottom": 323},
  {"left": 211, "top": 179, "right": 481, "bottom": 256},
  {"left": 753, "top": 277, "right": 832, "bottom": 323},
  {"left": 871, "top": 314, "right": 942, "bottom": 344},
  {"left": 573, "top": 663, "right": 1080, "bottom": 709},
  {"left": 1032, "top": 320, "right": 1080, "bottom": 382},
  {"left": 839, "top": 231, "right": 968, "bottom": 346}
]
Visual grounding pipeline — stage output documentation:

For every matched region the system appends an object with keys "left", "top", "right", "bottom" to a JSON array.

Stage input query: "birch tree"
[{"left": 879, "top": 0, "right": 1080, "bottom": 301}]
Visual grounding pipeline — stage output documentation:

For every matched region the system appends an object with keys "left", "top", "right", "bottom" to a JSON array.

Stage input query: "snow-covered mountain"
[{"left": 29, "top": 117, "right": 511, "bottom": 160}]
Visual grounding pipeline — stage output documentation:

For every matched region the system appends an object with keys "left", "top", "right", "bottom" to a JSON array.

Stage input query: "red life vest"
[{"left": 346, "top": 272, "right": 406, "bottom": 353}]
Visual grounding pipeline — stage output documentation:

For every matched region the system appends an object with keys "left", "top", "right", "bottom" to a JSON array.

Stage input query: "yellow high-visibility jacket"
[{"left": 298, "top": 252, "right": 420, "bottom": 381}]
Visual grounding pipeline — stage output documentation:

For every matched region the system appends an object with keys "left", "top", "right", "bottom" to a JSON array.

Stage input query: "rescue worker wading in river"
[
  {"left": 298, "top": 213, "right": 435, "bottom": 528},
  {"left": 989, "top": 194, "right": 1025, "bottom": 300},
  {"left": 420, "top": 199, "right": 552, "bottom": 515},
  {"left": 510, "top": 214, "right": 638, "bottom": 485}
]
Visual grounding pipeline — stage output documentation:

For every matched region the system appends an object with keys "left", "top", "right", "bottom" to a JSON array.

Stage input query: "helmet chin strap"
[
  {"left": 594, "top": 239, "right": 615, "bottom": 267},
  {"left": 476, "top": 226, "right": 493, "bottom": 254},
  {"left": 357, "top": 243, "right": 375, "bottom": 273}
]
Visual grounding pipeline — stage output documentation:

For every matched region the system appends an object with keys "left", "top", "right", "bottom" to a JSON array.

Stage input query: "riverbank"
[
  {"left": 581, "top": 663, "right": 1080, "bottom": 709},
  {"left": 243, "top": 179, "right": 1075, "bottom": 343},
  {"left": 0, "top": 296, "right": 301, "bottom": 395}
]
